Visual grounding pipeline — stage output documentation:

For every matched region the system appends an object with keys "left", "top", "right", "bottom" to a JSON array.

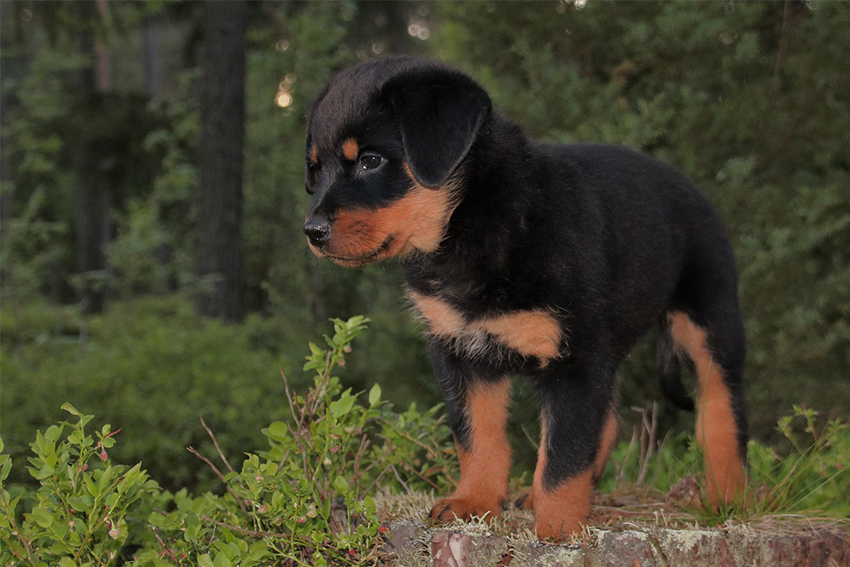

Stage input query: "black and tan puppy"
[{"left": 303, "top": 56, "right": 747, "bottom": 538}]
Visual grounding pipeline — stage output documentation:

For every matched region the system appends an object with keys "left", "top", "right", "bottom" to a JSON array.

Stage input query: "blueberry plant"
[{"left": 1, "top": 317, "right": 455, "bottom": 566}]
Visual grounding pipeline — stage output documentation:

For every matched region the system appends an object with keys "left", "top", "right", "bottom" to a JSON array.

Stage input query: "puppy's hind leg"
[{"left": 667, "top": 308, "right": 747, "bottom": 507}]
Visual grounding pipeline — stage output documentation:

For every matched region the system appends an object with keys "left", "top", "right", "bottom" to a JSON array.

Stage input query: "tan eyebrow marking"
[{"left": 342, "top": 138, "right": 359, "bottom": 161}]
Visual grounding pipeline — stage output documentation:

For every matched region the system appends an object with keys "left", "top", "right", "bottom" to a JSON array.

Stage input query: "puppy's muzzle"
[{"left": 304, "top": 217, "right": 331, "bottom": 247}]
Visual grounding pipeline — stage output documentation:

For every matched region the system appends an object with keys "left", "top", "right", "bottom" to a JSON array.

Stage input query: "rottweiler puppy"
[{"left": 303, "top": 56, "right": 747, "bottom": 538}]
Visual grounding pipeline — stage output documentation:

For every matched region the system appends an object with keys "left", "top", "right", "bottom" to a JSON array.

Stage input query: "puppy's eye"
[{"left": 359, "top": 154, "right": 383, "bottom": 171}]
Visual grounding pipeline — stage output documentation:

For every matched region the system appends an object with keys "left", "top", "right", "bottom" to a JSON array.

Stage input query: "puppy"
[{"left": 303, "top": 56, "right": 747, "bottom": 538}]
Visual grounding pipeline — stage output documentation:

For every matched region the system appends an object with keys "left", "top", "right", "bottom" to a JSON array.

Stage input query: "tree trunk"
[
  {"left": 195, "top": 0, "right": 246, "bottom": 322},
  {"left": 74, "top": 16, "right": 111, "bottom": 315}
]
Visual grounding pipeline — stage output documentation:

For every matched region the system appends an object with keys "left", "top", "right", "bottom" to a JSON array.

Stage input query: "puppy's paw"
[
  {"left": 514, "top": 488, "right": 534, "bottom": 510},
  {"left": 429, "top": 496, "right": 503, "bottom": 522}
]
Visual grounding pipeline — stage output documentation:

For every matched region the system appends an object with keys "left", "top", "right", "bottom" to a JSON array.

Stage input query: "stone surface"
[{"left": 380, "top": 518, "right": 850, "bottom": 567}]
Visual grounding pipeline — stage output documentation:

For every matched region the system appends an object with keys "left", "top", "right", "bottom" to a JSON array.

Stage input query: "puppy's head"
[{"left": 303, "top": 57, "right": 491, "bottom": 267}]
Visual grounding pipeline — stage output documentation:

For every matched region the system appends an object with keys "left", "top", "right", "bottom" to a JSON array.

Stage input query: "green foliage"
[
  {"left": 0, "top": 296, "right": 289, "bottom": 491},
  {"left": 749, "top": 405, "right": 850, "bottom": 518},
  {"left": 0, "top": 405, "right": 159, "bottom": 566},
  {"left": 0, "top": 187, "right": 68, "bottom": 300},
  {"left": 136, "top": 316, "right": 453, "bottom": 566},
  {"left": 1, "top": 317, "right": 454, "bottom": 566},
  {"left": 597, "top": 404, "right": 849, "bottom": 522}
]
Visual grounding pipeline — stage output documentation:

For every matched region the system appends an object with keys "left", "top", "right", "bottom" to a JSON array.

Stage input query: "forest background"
[{"left": 1, "top": 0, "right": 848, "bottom": 495}]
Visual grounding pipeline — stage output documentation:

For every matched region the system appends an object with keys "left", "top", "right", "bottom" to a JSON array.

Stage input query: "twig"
[
  {"left": 389, "top": 428, "right": 443, "bottom": 457},
  {"left": 772, "top": 0, "right": 793, "bottom": 86},
  {"left": 390, "top": 465, "right": 412, "bottom": 493},
  {"left": 363, "top": 467, "right": 393, "bottom": 496},
  {"left": 351, "top": 434, "right": 371, "bottom": 491},
  {"left": 200, "top": 416, "right": 236, "bottom": 476},
  {"left": 652, "top": 430, "right": 672, "bottom": 487},
  {"left": 617, "top": 426, "right": 639, "bottom": 487},
  {"left": 281, "top": 369, "right": 305, "bottom": 432},
  {"left": 637, "top": 402, "right": 659, "bottom": 486},
  {"left": 199, "top": 514, "right": 288, "bottom": 539},
  {"left": 151, "top": 525, "right": 178, "bottom": 563},
  {"left": 187, "top": 446, "right": 248, "bottom": 513}
]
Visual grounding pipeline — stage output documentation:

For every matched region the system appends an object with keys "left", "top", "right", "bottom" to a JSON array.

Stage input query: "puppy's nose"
[{"left": 304, "top": 219, "right": 331, "bottom": 247}]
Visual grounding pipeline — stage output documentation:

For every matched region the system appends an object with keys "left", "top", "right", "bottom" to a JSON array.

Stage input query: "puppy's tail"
[{"left": 656, "top": 321, "right": 695, "bottom": 412}]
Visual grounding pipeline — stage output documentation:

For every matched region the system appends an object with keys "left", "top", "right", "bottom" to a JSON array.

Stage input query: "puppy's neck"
[{"left": 402, "top": 114, "right": 538, "bottom": 285}]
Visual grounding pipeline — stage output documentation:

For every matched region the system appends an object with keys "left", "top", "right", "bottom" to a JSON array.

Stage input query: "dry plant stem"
[
  {"left": 617, "top": 426, "right": 640, "bottom": 487},
  {"left": 639, "top": 402, "right": 659, "bottom": 486},
  {"left": 280, "top": 369, "right": 311, "bottom": 484},
  {"left": 309, "top": 352, "right": 335, "bottom": 418},
  {"left": 199, "top": 514, "right": 288, "bottom": 539},
  {"left": 1, "top": 498, "right": 35, "bottom": 564},
  {"left": 351, "top": 435, "right": 374, "bottom": 491},
  {"left": 632, "top": 403, "right": 658, "bottom": 487},
  {"left": 200, "top": 416, "right": 238, "bottom": 477},
  {"left": 773, "top": 0, "right": 792, "bottom": 85},
  {"left": 187, "top": 446, "right": 249, "bottom": 513},
  {"left": 363, "top": 467, "right": 393, "bottom": 495},
  {"left": 399, "top": 462, "right": 442, "bottom": 491},
  {"left": 390, "top": 465, "right": 413, "bottom": 493},
  {"left": 653, "top": 430, "right": 672, "bottom": 487},
  {"left": 636, "top": 408, "right": 647, "bottom": 481},
  {"left": 280, "top": 369, "right": 304, "bottom": 432},
  {"left": 151, "top": 526, "right": 178, "bottom": 563}
]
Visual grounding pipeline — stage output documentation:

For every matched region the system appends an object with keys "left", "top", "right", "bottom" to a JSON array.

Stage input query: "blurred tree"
[
  {"left": 73, "top": 0, "right": 112, "bottom": 314},
  {"left": 195, "top": 0, "right": 247, "bottom": 322}
]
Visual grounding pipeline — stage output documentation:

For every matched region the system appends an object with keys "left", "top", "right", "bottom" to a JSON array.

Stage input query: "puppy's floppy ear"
[{"left": 384, "top": 68, "right": 491, "bottom": 188}]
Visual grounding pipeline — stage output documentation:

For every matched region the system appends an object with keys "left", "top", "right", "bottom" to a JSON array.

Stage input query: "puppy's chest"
[{"left": 407, "top": 289, "right": 564, "bottom": 366}]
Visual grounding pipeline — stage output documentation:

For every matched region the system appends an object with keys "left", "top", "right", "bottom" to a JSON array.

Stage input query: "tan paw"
[{"left": 429, "top": 496, "right": 503, "bottom": 522}]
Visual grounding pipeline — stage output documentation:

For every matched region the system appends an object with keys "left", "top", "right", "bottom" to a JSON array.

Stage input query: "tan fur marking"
[
  {"left": 408, "top": 291, "right": 466, "bottom": 338},
  {"left": 308, "top": 160, "right": 460, "bottom": 265},
  {"left": 312, "top": 185, "right": 456, "bottom": 266},
  {"left": 310, "top": 144, "right": 318, "bottom": 163},
  {"left": 593, "top": 406, "right": 620, "bottom": 482},
  {"left": 533, "top": 418, "right": 593, "bottom": 538},
  {"left": 408, "top": 292, "right": 563, "bottom": 363},
  {"left": 479, "top": 311, "right": 562, "bottom": 364},
  {"left": 341, "top": 138, "right": 359, "bottom": 161},
  {"left": 431, "top": 379, "right": 511, "bottom": 521},
  {"left": 669, "top": 311, "right": 744, "bottom": 506}
]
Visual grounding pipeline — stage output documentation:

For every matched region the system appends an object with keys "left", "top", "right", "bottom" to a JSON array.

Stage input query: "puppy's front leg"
[{"left": 428, "top": 344, "right": 511, "bottom": 522}]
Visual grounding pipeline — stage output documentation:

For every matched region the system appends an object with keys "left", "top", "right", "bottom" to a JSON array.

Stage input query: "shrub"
[
  {"left": 1, "top": 316, "right": 454, "bottom": 566},
  {"left": 0, "top": 404, "right": 159, "bottom": 566},
  {"left": 1, "top": 296, "right": 291, "bottom": 492}
]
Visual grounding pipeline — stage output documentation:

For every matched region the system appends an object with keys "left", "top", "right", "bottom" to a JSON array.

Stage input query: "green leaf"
[
  {"left": 0, "top": 456, "right": 11, "bottom": 482},
  {"left": 44, "top": 425, "right": 62, "bottom": 442},
  {"left": 244, "top": 541, "right": 270, "bottom": 565},
  {"left": 265, "top": 421, "right": 288, "bottom": 441},
  {"left": 333, "top": 475, "right": 349, "bottom": 495},
  {"left": 368, "top": 384, "right": 382, "bottom": 407},
  {"left": 61, "top": 403, "right": 82, "bottom": 417},
  {"left": 28, "top": 506, "right": 54, "bottom": 528},
  {"left": 329, "top": 391, "right": 355, "bottom": 418}
]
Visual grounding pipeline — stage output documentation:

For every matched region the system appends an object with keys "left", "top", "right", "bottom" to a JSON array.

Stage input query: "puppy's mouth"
[{"left": 311, "top": 235, "right": 396, "bottom": 268}]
